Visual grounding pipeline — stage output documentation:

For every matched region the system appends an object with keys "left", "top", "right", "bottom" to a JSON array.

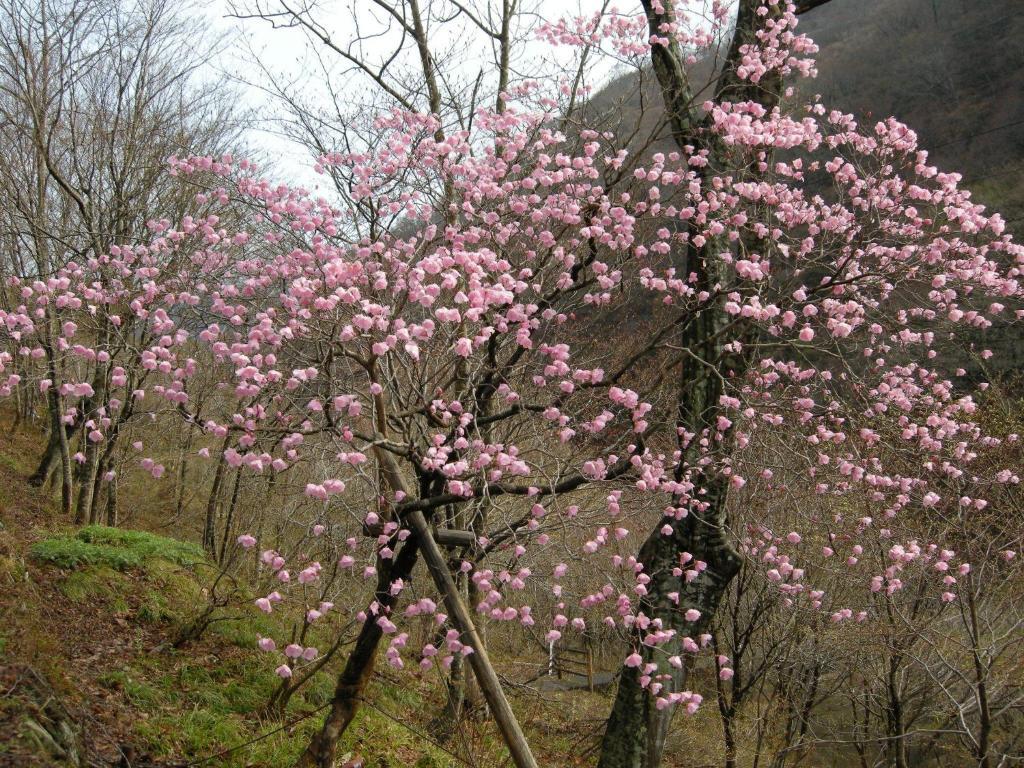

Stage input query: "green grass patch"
[
  {"left": 97, "top": 669, "right": 165, "bottom": 709},
  {"left": 102, "top": 651, "right": 326, "bottom": 766},
  {"left": 58, "top": 565, "right": 124, "bottom": 601},
  {"left": 339, "top": 698, "right": 461, "bottom": 768},
  {"left": 104, "top": 643, "right": 464, "bottom": 767},
  {"left": 31, "top": 537, "right": 142, "bottom": 570},
  {"left": 209, "top": 610, "right": 275, "bottom": 649},
  {"left": 30, "top": 525, "right": 204, "bottom": 571},
  {"left": 76, "top": 525, "right": 205, "bottom": 565},
  {"left": 20, "top": 519, "right": 461, "bottom": 766}
]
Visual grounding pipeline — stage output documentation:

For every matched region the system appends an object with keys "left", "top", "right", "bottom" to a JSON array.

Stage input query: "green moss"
[
  {"left": 58, "top": 566, "right": 124, "bottom": 601},
  {"left": 76, "top": 525, "right": 204, "bottom": 566},
  {"left": 31, "top": 537, "right": 142, "bottom": 570},
  {"left": 137, "top": 592, "right": 172, "bottom": 623},
  {"left": 30, "top": 525, "right": 204, "bottom": 572}
]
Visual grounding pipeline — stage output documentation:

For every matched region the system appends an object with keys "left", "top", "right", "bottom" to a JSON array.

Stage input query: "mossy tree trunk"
[{"left": 597, "top": 1, "right": 802, "bottom": 765}]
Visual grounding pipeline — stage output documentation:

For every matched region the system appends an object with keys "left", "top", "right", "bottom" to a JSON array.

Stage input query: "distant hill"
[
  {"left": 583, "top": 0, "right": 1023, "bottom": 372},
  {"left": 800, "top": 0, "right": 1024, "bottom": 229},
  {"left": 589, "top": 0, "right": 1023, "bottom": 229},
  {"left": 799, "top": 0, "right": 1023, "bottom": 370}
]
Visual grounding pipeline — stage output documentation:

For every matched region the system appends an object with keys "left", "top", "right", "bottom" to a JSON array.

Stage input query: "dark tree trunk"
[
  {"left": 29, "top": 416, "right": 64, "bottom": 487},
  {"left": 966, "top": 582, "right": 992, "bottom": 768},
  {"left": 105, "top": 473, "right": 118, "bottom": 527},
  {"left": 886, "top": 651, "right": 908, "bottom": 768},
  {"left": 203, "top": 435, "right": 231, "bottom": 556},
  {"left": 89, "top": 455, "right": 106, "bottom": 522},
  {"left": 217, "top": 468, "right": 242, "bottom": 565},
  {"left": 33, "top": 381, "right": 75, "bottom": 518},
  {"left": 30, "top": 413, "right": 81, "bottom": 494},
  {"left": 597, "top": 0, "right": 806, "bottom": 764},
  {"left": 74, "top": 442, "right": 101, "bottom": 524},
  {"left": 598, "top": 483, "right": 741, "bottom": 768},
  {"left": 74, "top": 334, "right": 111, "bottom": 525},
  {"left": 174, "top": 424, "right": 194, "bottom": 519},
  {"left": 433, "top": 505, "right": 484, "bottom": 737},
  {"left": 296, "top": 538, "right": 420, "bottom": 768},
  {"left": 434, "top": 569, "right": 469, "bottom": 739}
]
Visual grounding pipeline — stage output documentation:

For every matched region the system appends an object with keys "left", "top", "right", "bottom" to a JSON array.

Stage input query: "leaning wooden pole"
[
  {"left": 406, "top": 508, "right": 539, "bottom": 768},
  {"left": 373, "top": 442, "right": 538, "bottom": 768}
]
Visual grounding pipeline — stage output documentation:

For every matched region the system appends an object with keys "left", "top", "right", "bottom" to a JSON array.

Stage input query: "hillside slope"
[
  {"left": 0, "top": 417, "right": 619, "bottom": 768},
  {"left": 802, "top": 0, "right": 1024, "bottom": 227},
  {"left": 0, "top": 421, "right": 464, "bottom": 767}
]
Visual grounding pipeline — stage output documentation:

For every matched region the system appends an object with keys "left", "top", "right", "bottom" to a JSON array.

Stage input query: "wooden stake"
[
  {"left": 406, "top": 508, "right": 539, "bottom": 768},
  {"left": 372, "top": 447, "right": 536, "bottom": 767}
]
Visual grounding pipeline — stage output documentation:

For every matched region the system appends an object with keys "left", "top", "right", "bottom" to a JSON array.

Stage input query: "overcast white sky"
[{"left": 201, "top": 0, "right": 646, "bottom": 187}]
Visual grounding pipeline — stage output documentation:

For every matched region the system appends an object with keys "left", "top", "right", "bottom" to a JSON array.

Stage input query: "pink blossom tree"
[
  {"left": 0, "top": 0, "right": 243, "bottom": 522},
  {"left": 2, "top": 2, "right": 1023, "bottom": 767}
]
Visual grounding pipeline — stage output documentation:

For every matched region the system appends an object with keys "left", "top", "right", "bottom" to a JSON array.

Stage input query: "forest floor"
[{"left": 0, "top": 418, "right": 629, "bottom": 768}]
